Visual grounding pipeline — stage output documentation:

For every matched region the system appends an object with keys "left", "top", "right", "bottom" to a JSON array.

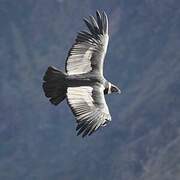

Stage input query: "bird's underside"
[{"left": 43, "top": 11, "right": 120, "bottom": 137}]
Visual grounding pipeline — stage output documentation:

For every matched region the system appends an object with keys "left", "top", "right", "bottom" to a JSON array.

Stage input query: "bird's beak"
[
  {"left": 116, "top": 87, "right": 121, "bottom": 94},
  {"left": 111, "top": 84, "right": 121, "bottom": 94},
  {"left": 117, "top": 88, "right": 121, "bottom": 94}
]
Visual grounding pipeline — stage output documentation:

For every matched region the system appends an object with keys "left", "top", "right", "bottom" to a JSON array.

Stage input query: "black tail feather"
[{"left": 43, "top": 66, "right": 67, "bottom": 105}]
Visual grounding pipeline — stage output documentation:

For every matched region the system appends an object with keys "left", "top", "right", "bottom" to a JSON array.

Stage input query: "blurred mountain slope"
[{"left": 0, "top": 0, "right": 180, "bottom": 180}]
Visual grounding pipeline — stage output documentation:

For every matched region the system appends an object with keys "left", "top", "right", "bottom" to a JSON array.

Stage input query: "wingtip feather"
[
  {"left": 83, "top": 18, "right": 94, "bottom": 34},
  {"left": 102, "top": 11, "right": 108, "bottom": 34},
  {"left": 83, "top": 11, "right": 108, "bottom": 35}
]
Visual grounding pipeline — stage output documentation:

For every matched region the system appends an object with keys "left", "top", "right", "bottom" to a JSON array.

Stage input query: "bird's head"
[
  {"left": 110, "top": 83, "right": 121, "bottom": 94},
  {"left": 104, "top": 82, "right": 121, "bottom": 94}
]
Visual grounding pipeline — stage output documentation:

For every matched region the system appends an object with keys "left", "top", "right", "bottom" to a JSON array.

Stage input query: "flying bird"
[{"left": 43, "top": 11, "right": 121, "bottom": 137}]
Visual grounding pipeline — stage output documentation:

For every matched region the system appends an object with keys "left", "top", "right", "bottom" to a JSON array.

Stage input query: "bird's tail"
[{"left": 43, "top": 66, "right": 67, "bottom": 105}]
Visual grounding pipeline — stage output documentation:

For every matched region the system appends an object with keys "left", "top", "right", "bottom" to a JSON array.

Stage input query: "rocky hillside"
[{"left": 0, "top": 0, "right": 180, "bottom": 179}]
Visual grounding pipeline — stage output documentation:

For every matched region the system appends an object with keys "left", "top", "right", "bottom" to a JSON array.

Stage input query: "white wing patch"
[
  {"left": 66, "top": 46, "right": 93, "bottom": 75},
  {"left": 67, "top": 86, "right": 94, "bottom": 107},
  {"left": 65, "top": 11, "right": 109, "bottom": 76},
  {"left": 67, "top": 85, "right": 111, "bottom": 137}
]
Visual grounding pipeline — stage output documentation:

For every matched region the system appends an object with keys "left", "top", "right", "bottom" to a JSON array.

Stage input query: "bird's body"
[
  {"left": 66, "top": 72, "right": 106, "bottom": 88},
  {"left": 43, "top": 11, "right": 121, "bottom": 137}
]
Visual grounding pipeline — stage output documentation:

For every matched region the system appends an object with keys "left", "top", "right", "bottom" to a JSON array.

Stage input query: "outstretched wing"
[
  {"left": 67, "top": 84, "right": 111, "bottom": 137},
  {"left": 65, "top": 11, "right": 109, "bottom": 76}
]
